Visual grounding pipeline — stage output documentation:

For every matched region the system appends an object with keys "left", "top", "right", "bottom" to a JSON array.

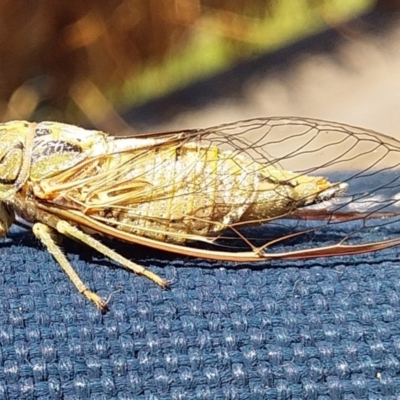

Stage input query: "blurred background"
[{"left": 0, "top": 0, "right": 399, "bottom": 136}]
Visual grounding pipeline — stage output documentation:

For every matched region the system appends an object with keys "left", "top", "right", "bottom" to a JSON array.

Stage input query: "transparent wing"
[{"left": 35, "top": 117, "right": 400, "bottom": 260}]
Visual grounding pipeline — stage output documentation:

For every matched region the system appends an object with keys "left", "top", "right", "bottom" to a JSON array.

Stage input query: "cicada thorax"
[{"left": 0, "top": 120, "right": 106, "bottom": 194}]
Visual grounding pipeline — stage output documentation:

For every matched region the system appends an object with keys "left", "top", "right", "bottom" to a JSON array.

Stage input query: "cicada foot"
[{"left": 82, "top": 289, "right": 108, "bottom": 312}]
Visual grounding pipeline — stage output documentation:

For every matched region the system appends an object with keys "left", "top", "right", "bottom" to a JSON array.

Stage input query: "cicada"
[{"left": 1, "top": 117, "right": 400, "bottom": 310}]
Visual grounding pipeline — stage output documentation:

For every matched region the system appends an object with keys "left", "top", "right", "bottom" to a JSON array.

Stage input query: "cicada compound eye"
[{"left": 0, "top": 138, "right": 24, "bottom": 185}]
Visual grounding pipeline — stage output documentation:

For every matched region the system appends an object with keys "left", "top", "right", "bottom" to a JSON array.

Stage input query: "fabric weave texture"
[{"left": 0, "top": 219, "right": 399, "bottom": 399}]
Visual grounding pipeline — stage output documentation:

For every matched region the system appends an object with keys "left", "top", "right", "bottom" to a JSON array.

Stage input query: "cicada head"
[{"left": 0, "top": 121, "right": 35, "bottom": 197}]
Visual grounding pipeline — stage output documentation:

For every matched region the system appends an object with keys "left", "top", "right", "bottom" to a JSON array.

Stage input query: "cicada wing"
[{"left": 32, "top": 117, "right": 400, "bottom": 261}]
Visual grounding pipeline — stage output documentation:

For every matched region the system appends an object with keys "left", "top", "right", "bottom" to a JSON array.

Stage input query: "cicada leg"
[
  {"left": 33, "top": 220, "right": 167, "bottom": 310},
  {"left": 33, "top": 223, "right": 109, "bottom": 311}
]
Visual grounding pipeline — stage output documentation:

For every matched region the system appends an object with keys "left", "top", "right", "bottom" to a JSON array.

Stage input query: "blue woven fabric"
[{"left": 1, "top": 214, "right": 400, "bottom": 399}]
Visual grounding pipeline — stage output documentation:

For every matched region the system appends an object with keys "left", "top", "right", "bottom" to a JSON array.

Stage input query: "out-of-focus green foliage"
[
  {"left": 0, "top": 0, "right": 374, "bottom": 126},
  {"left": 124, "top": 0, "right": 375, "bottom": 109}
]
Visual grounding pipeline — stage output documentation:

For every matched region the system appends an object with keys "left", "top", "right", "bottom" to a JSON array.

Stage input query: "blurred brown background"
[{"left": 0, "top": 0, "right": 399, "bottom": 136}]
